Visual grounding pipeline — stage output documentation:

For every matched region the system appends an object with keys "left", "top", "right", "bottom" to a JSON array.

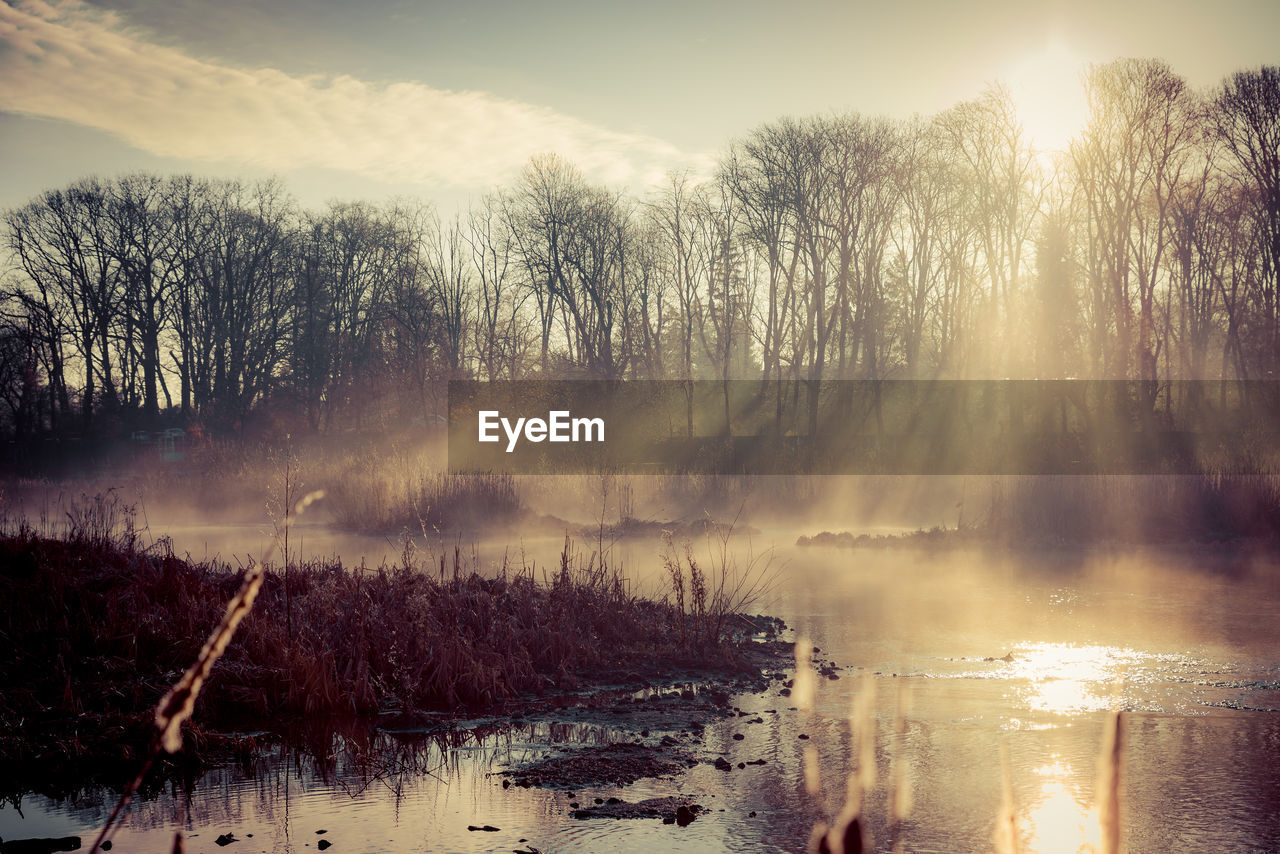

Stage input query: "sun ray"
[{"left": 1005, "top": 42, "right": 1091, "bottom": 156}]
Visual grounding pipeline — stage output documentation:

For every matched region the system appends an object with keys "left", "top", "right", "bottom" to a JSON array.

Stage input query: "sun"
[{"left": 1004, "top": 42, "right": 1091, "bottom": 156}]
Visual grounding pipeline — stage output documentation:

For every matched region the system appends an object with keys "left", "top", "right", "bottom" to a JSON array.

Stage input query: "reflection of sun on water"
[
  {"left": 989, "top": 644, "right": 1144, "bottom": 851},
  {"left": 1008, "top": 642, "right": 1137, "bottom": 715},
  {"left": 1023, "top": 755, "right": 1101, "bottom": 854}
]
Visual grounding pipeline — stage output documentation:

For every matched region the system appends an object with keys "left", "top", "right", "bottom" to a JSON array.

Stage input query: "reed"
[
  {"left": 0, "top": 514, "right": 758, "bottom": 762},
  {"left": 1094, "top": 711, "right": 1125, "bottom": 854},
  {"left": 660, "top": 512, "right": 780, "bottom": 648}
]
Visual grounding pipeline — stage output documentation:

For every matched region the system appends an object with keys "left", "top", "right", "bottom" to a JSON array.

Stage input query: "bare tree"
[{"left": 1214, "top": 66, "right": 1280, "bottom": 372}]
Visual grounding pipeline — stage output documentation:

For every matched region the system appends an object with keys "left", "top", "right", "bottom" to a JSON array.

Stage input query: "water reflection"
[
  {"left": 1022, "top": 756, "right": 1098, "bottom": 854},
  {"left": 1008, "top": 643, "right": 1134, "bottom": 715},
  {"left": 4, "top": 542, "right": 1280, "bottom": 852}
]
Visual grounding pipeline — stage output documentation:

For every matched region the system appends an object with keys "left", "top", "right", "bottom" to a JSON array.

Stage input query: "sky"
[{"left": 1, "top": 0, "right": 1277, "bottom": 213}]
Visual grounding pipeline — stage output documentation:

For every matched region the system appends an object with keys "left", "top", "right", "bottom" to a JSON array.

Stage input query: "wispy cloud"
[{"left": 0, "top": 0, "right": 704, "bottom": 189}]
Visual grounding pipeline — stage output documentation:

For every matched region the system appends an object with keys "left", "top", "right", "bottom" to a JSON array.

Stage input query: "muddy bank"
[{"left": 503, "top": 741, "right": 700, "bottom": 789}]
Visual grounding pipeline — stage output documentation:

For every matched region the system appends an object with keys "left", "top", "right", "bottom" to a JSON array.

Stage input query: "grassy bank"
[{"left": 0, "top": 521, "right": 773, "bottom": 762}]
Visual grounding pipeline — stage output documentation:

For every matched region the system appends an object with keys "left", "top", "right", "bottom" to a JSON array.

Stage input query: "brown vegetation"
[{"left": 0, "top": 520, "right": 764, "bottom": 762}]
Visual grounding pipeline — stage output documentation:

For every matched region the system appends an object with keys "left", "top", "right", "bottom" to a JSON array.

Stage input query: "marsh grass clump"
[
  {"left": 0, "top": 522, "right": 755, "bottom": 762},
  {"left": 661, "top": 516, "right": 780, "bottom": 648},
  {"left": 326, "top": 466, "right": 521, "bottom": 533}
]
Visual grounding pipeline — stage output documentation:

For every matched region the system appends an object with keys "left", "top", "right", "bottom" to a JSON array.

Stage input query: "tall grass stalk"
[
  {"left": 993, "top": 742, "right": 1021, "bottom": 854},
  {"left": 813, "top": 673, "right": 876, "bottom": 854},
  {"left": 88, "top": 490, "right": 325, "bottom": 854},
  {"left": 1094, "top": 711, "right": 1125, "bottom": 854},
  {"left": 886, "top": 682, "right": 913, "bottom": 853},
  {"left": 660, "top": 511, "right": 780, "bottom": 648},
  {"left": 793, "top": 636, "right": 817, "bottom": 712}
]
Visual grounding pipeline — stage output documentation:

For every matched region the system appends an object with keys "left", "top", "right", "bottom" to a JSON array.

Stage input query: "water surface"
[{"left": 4, "top": 536, "right": 1278, "bottom": 853}]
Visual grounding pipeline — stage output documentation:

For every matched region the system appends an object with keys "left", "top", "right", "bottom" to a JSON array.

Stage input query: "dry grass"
[
  {"left": 660, "top": 512, "right": 780, "bottom": 648},
  {"left": 326, "top": 467, "right": 521, "bottom": 533},
  {"left": 0, "top": 513, "right": 758, "bottom": 763},
  {"left": 0, "top": 436, "right": 525, "bottom": 535}
]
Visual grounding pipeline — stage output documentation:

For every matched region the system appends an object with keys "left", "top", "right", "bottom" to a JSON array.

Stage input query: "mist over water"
[
  {"left": 2, "top": 8, "right": 1278, "bottom": 851},
  {"left": 4, "top": 516, "right": 1278, "bottom": 853}
]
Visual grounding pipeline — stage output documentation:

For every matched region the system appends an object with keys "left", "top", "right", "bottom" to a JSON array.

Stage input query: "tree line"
[{"left": 1, "top": 59, "right": 1277, "bottom": 441}]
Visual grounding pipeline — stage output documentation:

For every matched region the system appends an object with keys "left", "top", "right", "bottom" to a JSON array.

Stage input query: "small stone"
[
  {"left": 714, "top": 756, "right": 733, "bottom": 771},
  {"left": 732, "top": 733, "right": 745, "bottom": 740},
  {"left": 317, "top": 841, "right": 332, "bottom": 851}
]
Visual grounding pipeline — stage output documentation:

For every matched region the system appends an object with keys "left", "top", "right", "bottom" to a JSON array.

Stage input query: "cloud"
[{"left": 0, "top": 0, "right": 706, "bottom": 190}]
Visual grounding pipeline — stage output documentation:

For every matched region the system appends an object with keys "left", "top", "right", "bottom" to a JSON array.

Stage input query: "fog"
[{"left": 5, "top": 464, "right": 1280, "bottom": 851}]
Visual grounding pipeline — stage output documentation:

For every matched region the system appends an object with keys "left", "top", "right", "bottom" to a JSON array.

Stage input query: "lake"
[{"left": 3, "top": 531, "right": 1278, "bottom": 853}]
